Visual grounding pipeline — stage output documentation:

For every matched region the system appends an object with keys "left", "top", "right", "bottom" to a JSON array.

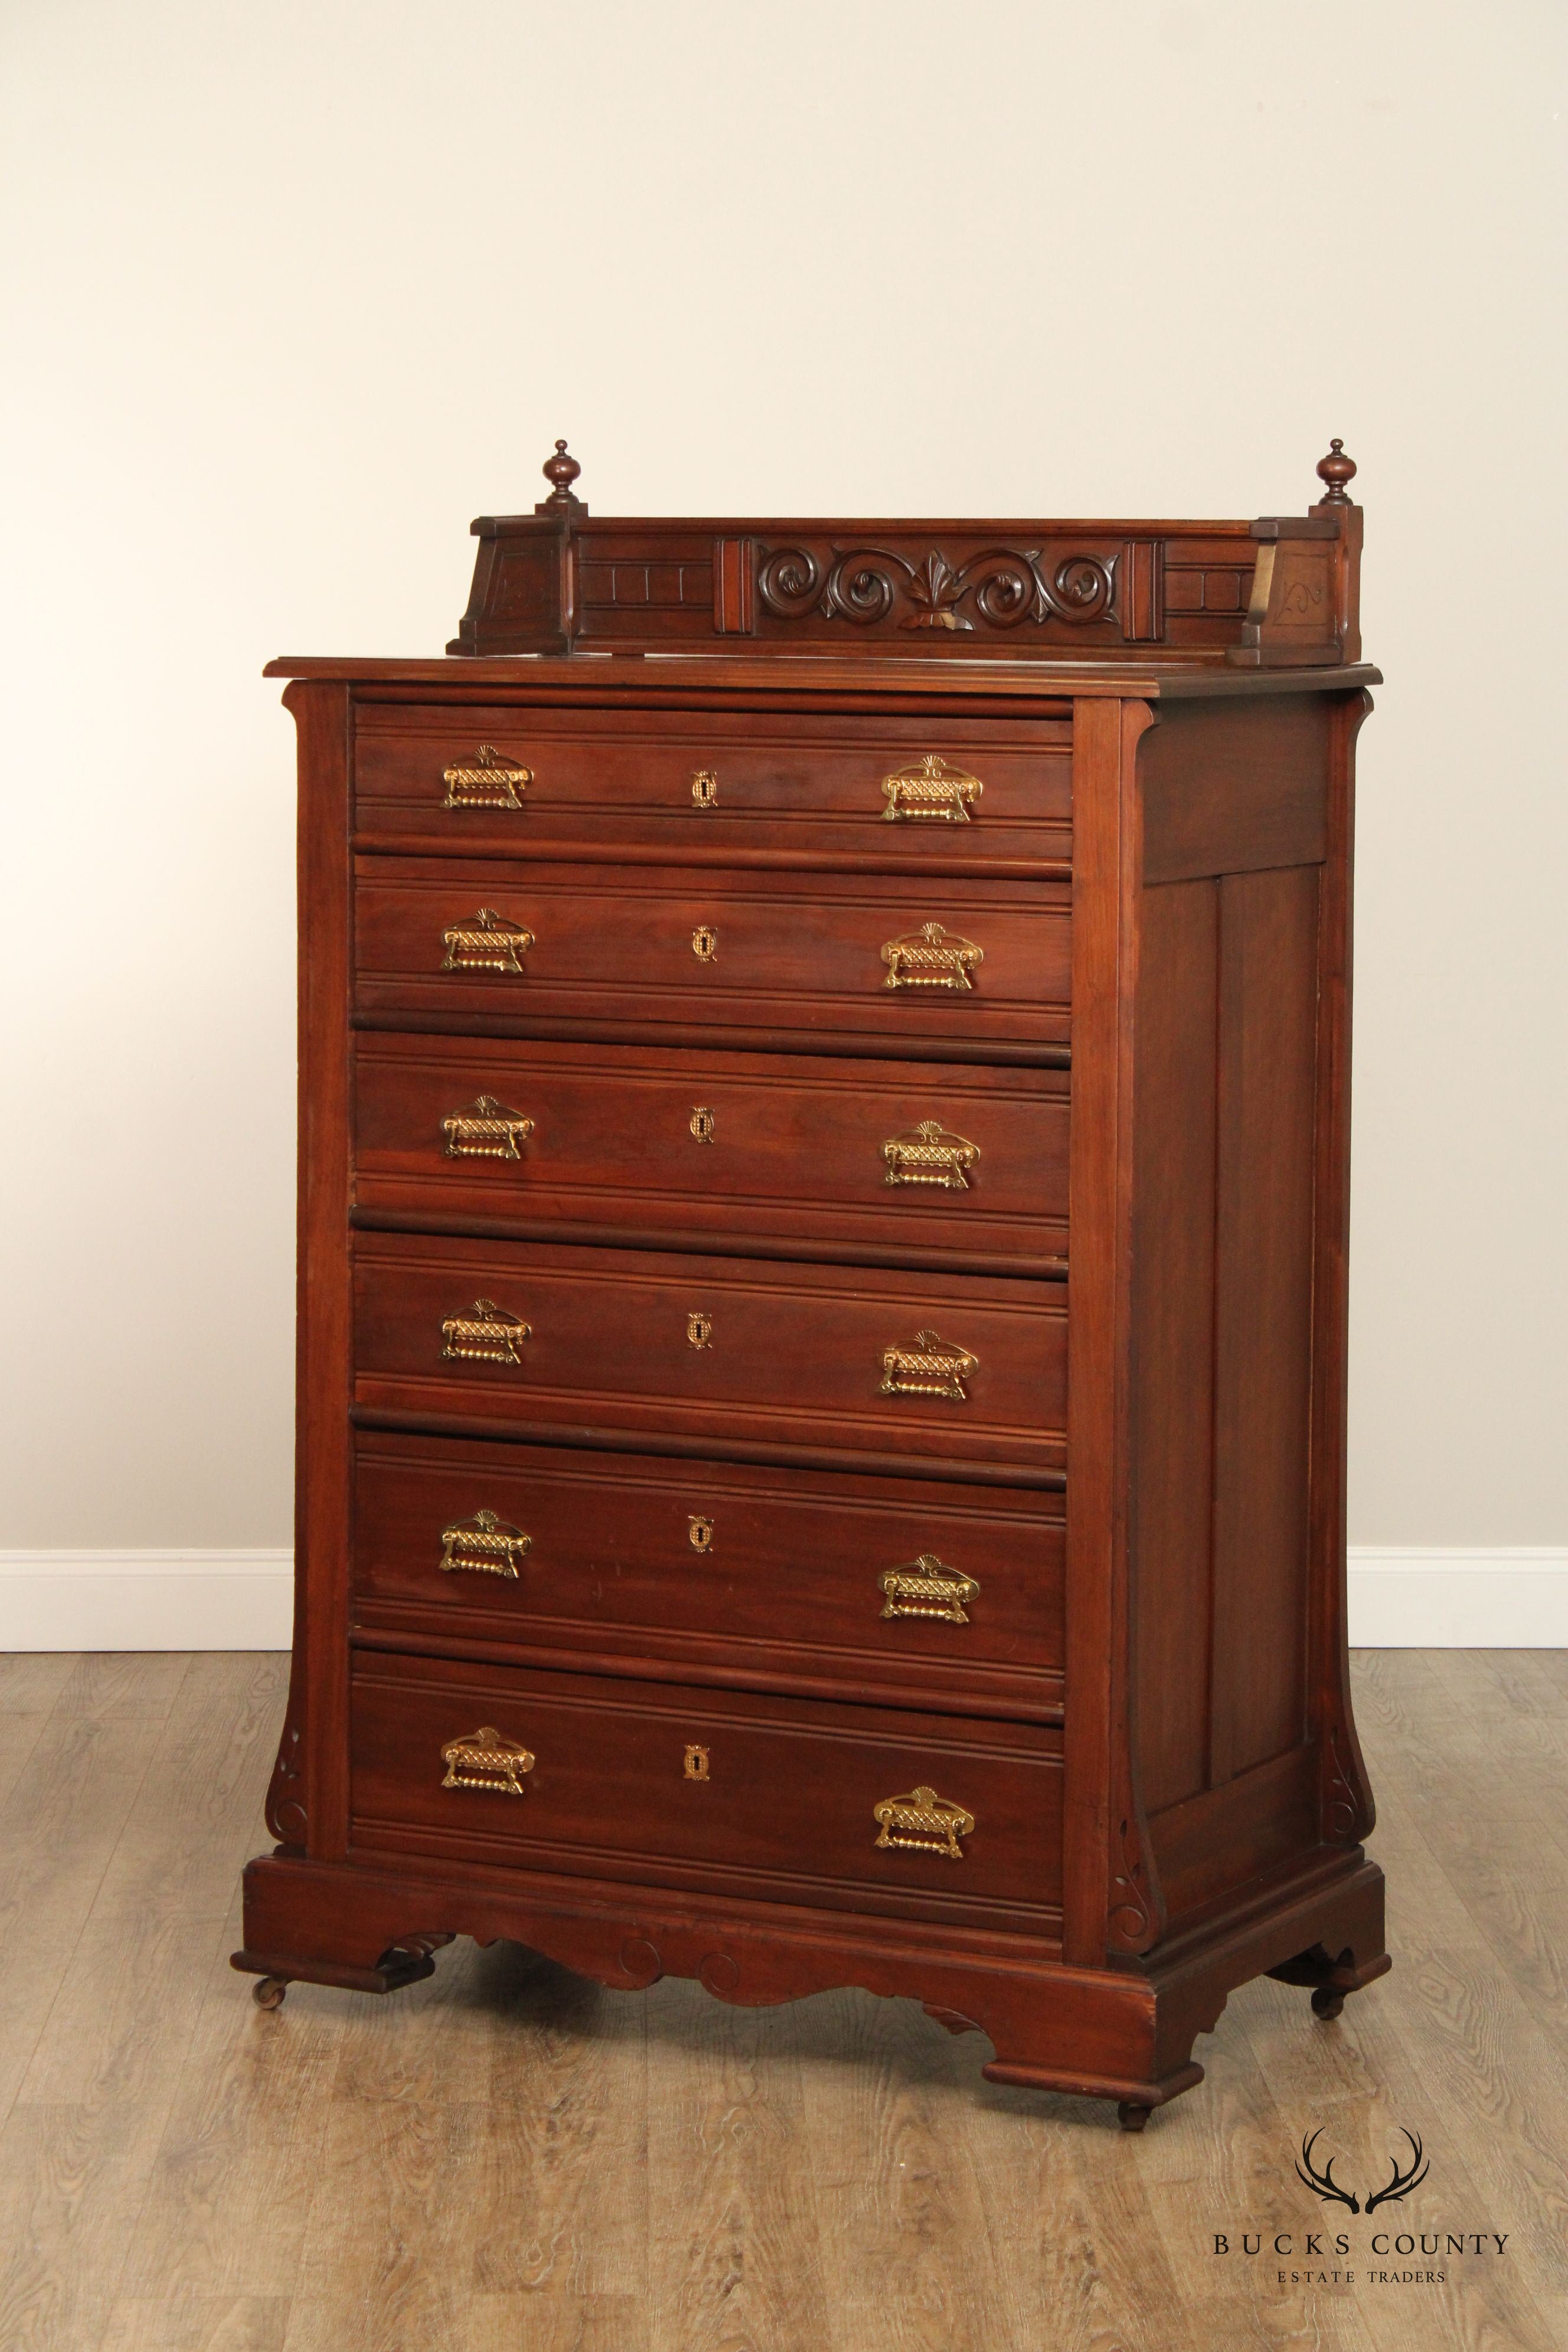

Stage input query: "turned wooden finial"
[
  {"left": 1315, "top": 437, "right": 1357, "bottom": 505},
  {"left": 537, "top": 437, "right": 585, "bottom": 514}
]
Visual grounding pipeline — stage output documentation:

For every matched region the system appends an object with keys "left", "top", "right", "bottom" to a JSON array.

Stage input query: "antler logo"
[
  {"left": 1295, "top": 2126, "right": 1430, "bottom": 2214},
  {"left": 1296, "top": 2129, "right": 1361, "bottom": 2212},
  {"left": 1365, "top": 2130, "right": 1429, "bottom": 2213}
]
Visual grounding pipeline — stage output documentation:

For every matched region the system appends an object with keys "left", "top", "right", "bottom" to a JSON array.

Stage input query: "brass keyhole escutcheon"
[
  {"left": 691, "top": 925, "right": 718, "bottom": 963},
  {"left": 690, "top": 1105, "right": 716, "bottom": 1144},
  {"left": 691, "top": 770, "right": 718, "bottom": 809},
  {"left": 688, "top": 1514, "right": 714, "bottom": 1552},
  {"left": 687, "top": 1312, "right": 713, "bottom": 1351},
  {"left": 684, "top": 1743, "right": 710, "bottom": 1782}
]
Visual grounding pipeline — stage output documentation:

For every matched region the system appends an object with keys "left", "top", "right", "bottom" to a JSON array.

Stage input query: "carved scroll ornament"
[{"left": 756, "top": 543, "right": 1116, "bottom": 632}]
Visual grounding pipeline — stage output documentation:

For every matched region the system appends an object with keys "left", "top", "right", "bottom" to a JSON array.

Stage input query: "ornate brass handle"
[
  {"left": 880, "top": 1328, "right": 977, "bottom": 1403},
  {"left": 442, "top": 1095, "right": 535, "bottom": 1161},
  {"left": 440, "top": 1509, "right": 531, "bottom": 1578},
  {"left": 882, "top": 1121, "right": 979, "bottom": 1191},
  {"left": 881, "top": 922, "right": 984, "bottom": 992},
  {"left": 878, "top": 1554, "right": 979, "bottom": 1624},
  {"left": 441, "top": 1297, "right": 531, "bottom": 1367},
  {"left": 442, "top": 744, "right": 531, "bottom": 809},
  {"left": 882, "top": 754, "right": 983, "bottom": 824},
  {"left": 442, "top": 908, "right": 535, "bottom": 974},
  {"left": 873, "top": 1785, "right": 975, "bottom": 1860},
  {"left": 691, "top": 769, "right": 718, "bottom": 809},
  {"left": 440, "top": 1726, "right": 534, "bottom": 1796}
]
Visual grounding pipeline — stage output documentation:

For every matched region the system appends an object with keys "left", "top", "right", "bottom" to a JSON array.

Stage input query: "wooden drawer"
[
  {"left": 353, "top": 857, "right": 1071, "bottom": 1053},
  {"left": 354, "top": 1033, "right": 1069, "bottom": 1273},
  {"left": 352, "top": 1432, "right": 1064, "bottom": 1721},
  {"left": 349, "top": 1648, "right": 1063, "bottom": 1929},
  {"left": 354, "top": 1233, "right": 1066, "bottom": 1476},
  {"left": 353, "top": 704, "right": 1072, "bottom": 864}
]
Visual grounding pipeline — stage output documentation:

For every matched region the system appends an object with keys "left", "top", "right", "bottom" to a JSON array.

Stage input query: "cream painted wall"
[{"left": 1, "top": 1, "right": 1563, "bottom": 1557}]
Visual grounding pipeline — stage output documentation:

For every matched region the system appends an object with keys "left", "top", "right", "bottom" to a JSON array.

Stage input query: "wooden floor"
[{"left": 0, "top": 1651, "right": 1562, "bottom": 2351}]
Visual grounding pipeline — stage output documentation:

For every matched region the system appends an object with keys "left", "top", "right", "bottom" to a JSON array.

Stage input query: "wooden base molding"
[{"left": 233, "top": 1847, "right": 1386, "bottom": 2127}]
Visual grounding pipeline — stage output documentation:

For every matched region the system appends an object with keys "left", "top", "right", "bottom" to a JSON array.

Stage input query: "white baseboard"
[
  {"left": 0, "top": 1547, "right": 1562, "bottom": 1652},
  {"left": 0, "top": 1551, "right": 294, "bottom": 1651},
  {"left": 1347, "top": 1547, "right": 1567, "bottom": 1647}
]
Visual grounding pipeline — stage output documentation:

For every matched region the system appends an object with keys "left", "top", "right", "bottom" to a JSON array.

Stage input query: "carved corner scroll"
[
  {"left": 264, "top": 1706, "right": 308, "bottom": 1850},
  {"left": 1322, "top": 1722, "right": 1376, "bottom": 1845},
  {"left": 1106, "top": 1814, "right": 1163, "bottom": 1956}
]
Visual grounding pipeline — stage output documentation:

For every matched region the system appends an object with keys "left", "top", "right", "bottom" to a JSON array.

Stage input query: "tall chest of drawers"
[{"left": 236, "top": 443, "right": 1390, "bottom": 2126}]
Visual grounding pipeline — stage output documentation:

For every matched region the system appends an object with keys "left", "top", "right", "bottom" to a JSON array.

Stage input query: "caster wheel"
[
  {"left": 253, "top": 1975, "right": 289, "bottom": 2011},
  {"left": 1117, "top": 2101, "right": 1152, "bottom": 2133},
  {"left": 1311, "top": 1987, "right": 1345, "bottom": 2022}
]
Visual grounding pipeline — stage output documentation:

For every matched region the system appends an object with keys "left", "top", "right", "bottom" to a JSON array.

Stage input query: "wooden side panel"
[
  {"left": 1129, "top": 691, "right": 1364, "bottom": 1926},
  {"left": 1210, "top": 865, "right": 1319, "bottom": 1781},
  {"left": 1063, "top": 698, "right": 1164, "bottom": 1967},
  {"left": 1308, "top": 692, "right": 1376, "bottom": 1848},
  {"left": 1141, "top": 698, "right": 1328, "bottom": 884},
  {"left": 273, "top": 681, "right": 355, "bottom": 1864},
  {"left": 1129, "top": 881, "right": 1218, "bottom": 1814}
]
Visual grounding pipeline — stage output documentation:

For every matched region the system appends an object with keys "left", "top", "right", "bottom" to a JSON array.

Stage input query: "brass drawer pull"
[
  {"left": 691, "top": 924, "right": 718, "bottom": 962},
  {"left": 442, "top": 744, "right": 530, "bottom": 809},
  {"left": 442, "top": 1095, "right": 535, "bottom": 1160},
  {"left": 878, "top": 1555, "right": 979, "bottom": 1624},
  {"left": 881, "top": 922, "right": 983, "bottom": 992},
  {"left": 442, "top": 908, "right": 535, "bottom": 974},
  {"left": 691, "top": 769, "right": 718, "bottom": 809},
  {"left": 441, "top": 1297, "right": 531, "bottom": 1367},
  {"left": 882, "top": 754, "right": 983, "bottom": 824},
  {"left": 880, "top": 1328, "right": 977, "bottom": 1403},
  {"left": 687, "top": 1311, "right": 713, "bottom": 1350},
  {"left": 440, "top": 1509, "right": 531, "bottom": 1579},
  {"left": 688, "top": 1514, "right": 714, "bottom": 1551},
  {"left": 690, "top": 1105, "right": 716, "bottom": 1143},
  {"left": 440, "top": 1726, "right": 534, "bottom": 1796},
  {"left": 883, "top": 1121, "right": 980, "bottom": 1191},
  {"left": 684, "top": 1743, "right": 710, "bottom": 1780},
  {"left": 873, "top": 1785, "right": 975, "bottom": 1860}
]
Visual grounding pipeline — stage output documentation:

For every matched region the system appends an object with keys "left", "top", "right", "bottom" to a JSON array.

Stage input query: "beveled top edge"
[
  {"left": 471, "top": 511, "right": 1268, "bottom": 537},
  {"left": 264, "top": 654, "right": 1380, "bottom": 700}
]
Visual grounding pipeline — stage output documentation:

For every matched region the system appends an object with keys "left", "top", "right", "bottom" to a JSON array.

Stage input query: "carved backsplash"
[
  {"left": 448, "top": 440, "right": 1361, "bottom": 665},
  {"left": 754, "top": 541, "right": 1119, "bottom": 633}
]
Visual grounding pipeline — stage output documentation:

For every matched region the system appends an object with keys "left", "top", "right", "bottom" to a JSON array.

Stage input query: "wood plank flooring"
[{"left": 0, "top": 1649, "right": 1560, "bottom": 2351}]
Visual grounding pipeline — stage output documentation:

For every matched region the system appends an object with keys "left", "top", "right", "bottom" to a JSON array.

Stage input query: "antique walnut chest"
[{"left": 236, "top": 440, "right": 1389, "bottom": 2127}]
